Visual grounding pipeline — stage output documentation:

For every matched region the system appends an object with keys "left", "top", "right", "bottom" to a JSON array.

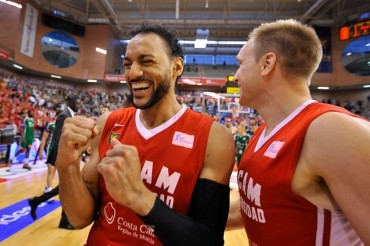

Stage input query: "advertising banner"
[
  {"left": 0, "top": 49, "right": 10, "bottom": 61},
  {"left": 20, "top": 3, "right": 38, "bottom": 57}
]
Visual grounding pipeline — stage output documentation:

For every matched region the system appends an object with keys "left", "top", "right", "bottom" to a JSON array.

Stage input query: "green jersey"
[
  {"left": 21, "top": 117, "right": 35, "bottom": 148},
  {"left": 234, "top": 134, "right": 250, "bottom": 165},
  {"left": 45, "top": 121, "right": 56, "bottom": 156}
]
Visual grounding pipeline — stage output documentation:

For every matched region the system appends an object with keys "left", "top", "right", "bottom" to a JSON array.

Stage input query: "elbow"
[
  {"left": 68, "top": 218, "right": 93, "bottom": 230},
  {"left": 64, "top": 210, "right": 95, "bottom": 229}
]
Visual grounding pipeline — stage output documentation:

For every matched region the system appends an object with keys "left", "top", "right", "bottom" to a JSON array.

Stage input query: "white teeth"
[{"left": 132, "top": 82, "right": 150, "bottom": 89}]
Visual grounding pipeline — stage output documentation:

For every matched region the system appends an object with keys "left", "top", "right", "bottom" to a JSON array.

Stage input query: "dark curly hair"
[{"left": 130, "top": 21, "right": 184, "bottom": 60}]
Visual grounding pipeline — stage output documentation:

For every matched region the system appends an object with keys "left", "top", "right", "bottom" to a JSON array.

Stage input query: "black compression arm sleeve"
[{"left": 139, "top": 178, "right": 230, "bottom": 246}]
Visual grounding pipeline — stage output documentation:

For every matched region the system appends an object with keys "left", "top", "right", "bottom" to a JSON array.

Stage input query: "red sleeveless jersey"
[
  {"left": 86, "top": 106, "right": 213, "bottom": 245},
  {"left": 238, "top": 101, "right": 364, "bottom": 246}
]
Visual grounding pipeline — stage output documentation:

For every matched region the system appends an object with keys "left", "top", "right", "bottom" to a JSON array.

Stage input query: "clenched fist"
[
  {"left": 97, "top": 139, "right": 156, "bottom": 216},
  {"left": 57, "top": 116, "right": 98, "bottom": 169}
]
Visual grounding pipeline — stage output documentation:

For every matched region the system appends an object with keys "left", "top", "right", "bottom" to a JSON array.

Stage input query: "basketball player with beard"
[{"left": 55, "top": 22, "right": 235, "bottom": 245}]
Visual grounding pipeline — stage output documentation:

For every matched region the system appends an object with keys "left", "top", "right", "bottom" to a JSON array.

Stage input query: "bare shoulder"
[
  {"left": 304, "top": 112, "right": 370, "bottom": 172},
  {"left": 199, "top": 121, "right": 236, "bottom": 185},
  {"left": 209, "top": 121, "right": 235, "bottom": 152},
  {"left": 302, "top": 112, "right": 370, "bottom": 243},
  {"left": 293, "top": 111, "right": 370, "bottom": 209}
]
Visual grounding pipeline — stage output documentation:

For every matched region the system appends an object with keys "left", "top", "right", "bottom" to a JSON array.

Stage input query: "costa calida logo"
[{"left": 104, "top": 202, "right": 116, "bottom": 224}]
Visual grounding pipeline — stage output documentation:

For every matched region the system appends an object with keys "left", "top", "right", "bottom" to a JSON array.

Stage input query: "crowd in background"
[
  {"left": 1, "top": 68, "right": 369, "bottom": 156},
  {"left": 0, "top": 70, "right": 129, "bottom": 138}
]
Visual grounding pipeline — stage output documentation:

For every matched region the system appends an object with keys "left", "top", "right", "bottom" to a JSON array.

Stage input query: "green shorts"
[{"left": 21, "top": 137, "right": 33, "bottom": 149}]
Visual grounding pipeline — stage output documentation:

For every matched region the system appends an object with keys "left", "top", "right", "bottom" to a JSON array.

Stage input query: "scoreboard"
[{"left": 339, "top": 19, "right": 370, "bottom": 40}]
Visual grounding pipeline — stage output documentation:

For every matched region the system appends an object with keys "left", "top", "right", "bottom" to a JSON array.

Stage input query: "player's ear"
[
  {"left": 260, "top": 52, "right": 276, "bottom": 75},
  {"left": 173, "top": 57, "right": 184, "bottom": 77}
]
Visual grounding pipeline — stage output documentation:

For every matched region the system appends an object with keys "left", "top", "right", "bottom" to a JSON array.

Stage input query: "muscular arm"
[
  {"left": 200, "top": 122, "right": 236, "bottom": 184},
  {"left": 56, "top": 113, "right": 109, "bottom": 228},
  {"left": 299, "top": 112, "right": 370, "bottom": 244}
]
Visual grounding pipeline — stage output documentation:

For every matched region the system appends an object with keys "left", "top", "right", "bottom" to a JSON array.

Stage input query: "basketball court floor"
[{"left": 0, "top": 160, "right": 248, "bottom": 245}]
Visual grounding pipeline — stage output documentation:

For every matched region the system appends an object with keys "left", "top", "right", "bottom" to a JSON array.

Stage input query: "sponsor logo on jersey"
[
  {"left": 104, "top": 202, "right": 116, "bottom": 224},
  {"left": 101, "top": 201, "right": 156, "bottom": 243},
  {"left": 172, "top": 131, "right": 194, "bottom": 149},
  {"left": 109, "top": 132, "right": 120, "bottom": 144},
  {"left": 238, "top": 170, "right": 266, "bottom": 224},
  {"left": 264, "top": 141, "right": 285, "bottom": 158}
]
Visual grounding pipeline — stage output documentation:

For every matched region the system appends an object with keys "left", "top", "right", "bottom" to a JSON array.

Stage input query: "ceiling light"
[
  {"left": 0, "top": 0, "right": 22, "bottom": 8},
  {"left": 96, "top": 47, "right": 107, "bottom": 54},
  {"left": 317, "top": 86, "right": 330, "bottom": 90},
  {"left": 218, "top": 41, "right": 246, "bottom": 45},
  {"left": 53, "top": 9, "right": 65, "bottom": 17},
  {"left": 194, "top": 39, "right": 207, "bottom": 48},
  {"left": 51, "top": 74, "right": 61, "bottom": 79},
  {"left": 195, "top": 29, "right": 209, "bottom": 48},
  {"left": 179, "top": 41, "right": 195, "bottom": 44},
  {"left": 363, "top": 85, "right": 370, "bottom": 88},
  {"left": 87, "top": 79, "right": 98, "bottom": 83},
  {"left": 13, "top": 64, "right": 23, "bottom": 69}
]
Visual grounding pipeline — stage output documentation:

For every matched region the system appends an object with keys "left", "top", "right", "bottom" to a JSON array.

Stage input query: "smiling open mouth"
[{"left": 132, "top": 82, "right": 151, "bottom": 91}]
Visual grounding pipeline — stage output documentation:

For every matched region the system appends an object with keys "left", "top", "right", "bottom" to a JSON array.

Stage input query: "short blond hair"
[{"left": 249, "top": 19, "right": 323, "bottom": 80}]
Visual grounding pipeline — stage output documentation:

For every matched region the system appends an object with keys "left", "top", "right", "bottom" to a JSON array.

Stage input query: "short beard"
[{"left": 132, "top": 79, "right": 171, "bottom": 110}]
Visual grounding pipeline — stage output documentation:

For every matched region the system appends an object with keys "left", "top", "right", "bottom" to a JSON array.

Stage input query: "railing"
[{"left": 183, "top": 64, "right": 238, "bottom": 78}]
